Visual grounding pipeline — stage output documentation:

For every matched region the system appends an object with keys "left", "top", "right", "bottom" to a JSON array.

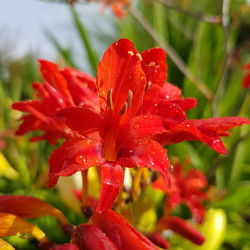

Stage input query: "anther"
[
  {"left": 136, "top": 53, "right": 142, "bottom": 61},
  {"left": 145, "top": 81, "right": 152, "bottom": 91},
  {"left": 107, "top": 88, "right": 114, "bottom": 109},
  {"left": 127, "top": 89, "right": 133, "bottom": 107},
  {"left": 119, "top": 102, "right": 128, "bottom": 115},
  {"left": 128, "top": 51, "right": 134, "bottom": 56},
  {"left": 119, "top": 90, "right": 133, "bottom": 115}
]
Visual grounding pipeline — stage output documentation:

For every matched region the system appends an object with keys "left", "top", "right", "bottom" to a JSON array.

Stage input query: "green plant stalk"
[{"left": 70, "top": 6, "right": 98, "bottom": 75}]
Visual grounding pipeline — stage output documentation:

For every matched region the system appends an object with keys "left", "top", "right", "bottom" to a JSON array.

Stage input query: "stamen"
[
  {"left": 119, "top": 90, "right": 133, "bottom": 116},
  {"left": 145, "top": 81, "right": 152, "bottom": 91},
  {"left": 119, "top": 102, "right": 128, "bottom": 115},
  {"left": 128, "top": 51, "right": 134, "bottom": 56},
  {"left": 127, "top": 89, "right": 133, "bottom": 107},
  {"left": 107, "top": 88, "right": 113, "bottom": 109},
  {"left": 136, "top": 53, "right": 142, "bottom": 61}
]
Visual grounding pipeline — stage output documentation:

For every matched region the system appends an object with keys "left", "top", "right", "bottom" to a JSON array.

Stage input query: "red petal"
[
  {"left": 155, "top": 122, "right": 228, "bottom": 154},
  {"left": 141, "top": 48, "right": 167, "bottom": 87},
  {"left": 0, "top": 195, "right": 69, "bottom": 225},
  {"left": 159, "top": 216, "right": 205, "bottom": 245},
  {"left": 119, "top": 139, "right": 170, "bottom": 186},
  {"left": 92, "top": 209, "right": 158, "bottom": 250},
  {"left": 147, "top": 232, "right": 170, "bottom": 249},
  {"left": 243, "top": 63, "right": 250, "bottom": 70},
  {"left": 242, "top": 73, "right": 250, "bottom": 88},
  {"left": 57, "top": 107, "right": 103, "bottom": 135},
  {"left": 189, "top": 117, "right": 250, "bottom": 136},
  {"left": 49, "top": 139, "right": 104, "bottom": 187},
  {"left": 96, "top": 163, "right": 124, "bottom": 213},
  {"left": 52, "top": 244, "right": 79, "bottom": 250},
  {"left": 146, "top": 100, "right": 187, "bottom": 128},
  {"left": 185, "top": 198, "right": 206, "bottom": 224},
  {"left": 61, "top": 68, "right": 99, "bottom": 111},
  {"left": 159, "top": 83, "right": 182, "bottom": 99},
  {"left": 39, "top": 60, "right": 74, "bottom": 105},
  {"left": 120, "top": 114, "right": 165, "bottom": 141},
  {"left": 97, "top": 39, "right": 146, "bottom": 121},
  {"left": 74, "top": 224, "right": 118, "bottom": 250}
]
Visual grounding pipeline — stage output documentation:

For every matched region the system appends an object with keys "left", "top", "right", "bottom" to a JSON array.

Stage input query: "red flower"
[
  {"left": 12, "top": 61, "right": 98, "bottom": 144},
  {"left": 242, "top": 63, "right": 250, "bottom": 88},
  {"left": 153, "top": 162, "right": 207, "bottom": 224},
  {"left": 157, "top": 216, "right": 205, "bottom": 245},
  {"left": 49, "top": 39, "right": 170, "bottom": 213},
  {"left": 89, "top": 209, "right": 158, "bottom": 250},
  {"left": 12, "top": 39, "right": 250, "bottom": 214}
]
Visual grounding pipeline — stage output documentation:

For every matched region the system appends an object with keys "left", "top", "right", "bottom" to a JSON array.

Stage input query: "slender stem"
[
  {"left": 81, "top": 169, "right": 89, "bottom": 207},
  {"left": 128, "top": 7, "right": 213, "bottom": 101},
  {"left": 131, "top": 168, "right": 143, "bottom": 200},
  {"left": 212, "top": 0, "right": 231, "bottom": 116},
  {"left": 154, "top": 0, "right": 222, "bottom": 24}
]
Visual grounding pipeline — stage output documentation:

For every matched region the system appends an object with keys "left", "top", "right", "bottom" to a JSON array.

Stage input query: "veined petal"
[
  {"left": 56, "top": 107, "right": 103, "bottom": 135},
  {"left": 158, "top": 216, "right": 205, "bottom": 245},
  {"left": 141, "top": 48, "right": 167, "bottom": 87},
  {"left": 0, "top": 239, "right": 15, "bottom": 250},
  {"left": 92, "top": 209, "right": 158, "bottom": 250},
  {"left": 119, "top": 139, "right": 170, "bottom": 186},
  {"left": 49, "top": 139, "right": 104, "bottom": 187},
  {"left": 0, "top": 213, "right": 48, "bottom": 243},
  {"left": 96, "top": 163, "right": 124, "bottom": 213},
  {"left": 97, "top": 39, "right": 146, "bottom": 121},
  {"left": 0, "top": 195, "right": 69, "bottom": 226},
  {"left": 73, "top": 224, "right": 118, "bottom": 250}
]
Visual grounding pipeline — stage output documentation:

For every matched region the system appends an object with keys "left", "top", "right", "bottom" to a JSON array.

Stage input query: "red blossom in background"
[
  {"left": 153, "top": 162, "right": 207, "bottom": 224},
  {"left": 242, "top": 63, "right": 250, "bottom": 88},
  {"left": 12, "top": 60, "right": 98, "bottom": 144}
]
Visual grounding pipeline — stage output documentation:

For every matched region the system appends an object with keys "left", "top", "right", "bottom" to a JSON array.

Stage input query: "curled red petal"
[
  {"left": 96, "top": 163, "right": 124, "bottom": 213},
  {"left": 74, "top": 224, "right": 118, "bottom": 250},
  {"left": 49, "top": 138, "right": 104, "bottom": 187},
  {"left": 56, "top": 107, "right": 103, "bottom": 135},
  {"left": 159, "top": 216, "right": 205, "bottom": 245},
  {"left": 119, "top": 139, "right": 170, "bottom": 186},
  {"left": 141, "top": 48, "right": 167, "bottom": 87},
  {"left": 92, "top": 209, "right": 158, "bottom": 250},
  {"left": 0, "top": 195, "right": 69, "bottom": 225}
]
